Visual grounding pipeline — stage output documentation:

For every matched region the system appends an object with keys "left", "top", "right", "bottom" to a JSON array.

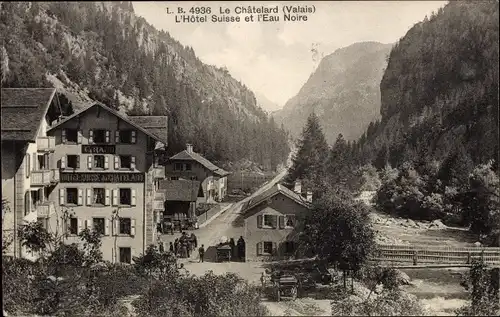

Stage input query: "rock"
[
  {"left": 429, "top": 219, "right": 446, "bottom": 229},
  {"left": 407, "top": 219, "right": 417, "bottom": 228},
  {"left": 394, "top": 269, "right": 411, "bottom": 285}
]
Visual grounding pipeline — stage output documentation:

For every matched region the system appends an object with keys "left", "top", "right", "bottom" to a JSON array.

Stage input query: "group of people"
[
  {"left": 219, "top": 236, "right": 246, "bottom": 262},
  {"left": 166, "top": 232, "right": 198, "bottom": 258}
]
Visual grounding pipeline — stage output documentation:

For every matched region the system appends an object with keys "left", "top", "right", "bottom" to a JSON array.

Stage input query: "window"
[
  {"left": 283, "top": 241, "right": 295, "bottom": 255},
  {"left": 174, "top": 163, "right": 183, "bottom": 171},
  {"left": 285, "top": 215, "right": 296, "bottom": 228},
  {"left": 67, "top": 155, "right": 79, "bottom": 169},
  {"left": 263, "top": 214, "right": 277, "bottom": 228},
  {"left": 69, "top": 218, "right": 78, "bottom": 235},
  {"left": 94, "top": 155, "right": 105, "bottom": 169},
  {"left": 263, "top": 242, "right": 274, "bottom": 255},
  {"left": 119, "top": 247, "right": 132, "bottom": 264},
  {"left": 119, "top": 130, "right": 134, "bottom": 143},
  {"left": 93, "top": 129, "right": 107, "bottom": 143},
  {"left": 119, "top": 188, "right": 131, "bottom": 205},
  {"left": 120, "top": 156, "right": 131, "bottom": 169},
  {"left": 37, "top": 154, "right": 49, "bottom": 170},
  {"left": 66, "top": 188, "right": 78, "bottom": 205},
  {"left": 119, "top": 218, "right": 131, "bottom": 235},
  {"left": 65, "top": 129, "right": 78, "bottom": 143},
  {"left": 185, "top": 163, "right": 192, "bottom": 171},
  {"left": 93, "top": 218, "right": 105, "bottom": 235},
  {"left": 93, "top": 188, "right": 105, "bottom": 205}
]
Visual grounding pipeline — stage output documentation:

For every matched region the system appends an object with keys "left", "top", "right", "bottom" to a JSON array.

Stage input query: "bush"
[{"left": 133, "top": 272, "right": 269, "bottom": 317}]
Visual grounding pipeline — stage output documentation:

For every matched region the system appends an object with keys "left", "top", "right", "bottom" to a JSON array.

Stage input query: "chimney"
[
  {"left": 186, "top": 143, "right": 193, "bottom": 153},
  {"left": 294, "top": 180, "right": 301, "bottom": 195},
  {"left": 306, "top": 191, "right": 313, "bottom": 203}
]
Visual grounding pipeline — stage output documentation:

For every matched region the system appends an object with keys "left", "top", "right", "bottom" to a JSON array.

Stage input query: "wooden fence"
[{"left": 371, "top": 244, "right": 500, "bottom": 266}]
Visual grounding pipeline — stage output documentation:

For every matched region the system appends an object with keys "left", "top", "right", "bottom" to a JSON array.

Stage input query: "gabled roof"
[
  {"left": 1, "top": 88, "right": 56, "bottom": 142},
  {"left": 158, "top": 179, "right": 202, "bottom": 202},
  {"left": 169, "top": 150, "right": 230, "bottom": 177},
  {"left": 242, "top": 183, "right": 312, "bottom": 215},
  {"left": 47, "top": 102, "right": 168, "bottom": 145},
  {"left": 128, "top": 116, "right": 168, "bottom": 145}
]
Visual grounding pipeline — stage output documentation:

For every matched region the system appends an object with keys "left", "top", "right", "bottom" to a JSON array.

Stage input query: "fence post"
[{"left": 413, "top": 250, "right": 418, "bottom": 266}]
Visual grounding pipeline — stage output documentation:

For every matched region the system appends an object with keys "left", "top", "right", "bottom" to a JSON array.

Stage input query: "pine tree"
[{"left": 285, "top": 112, "right": 329, "bottom": 196}]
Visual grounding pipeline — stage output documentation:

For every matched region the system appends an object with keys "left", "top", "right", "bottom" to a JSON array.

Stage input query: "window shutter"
[
  {"left": 87, "top": 156, "right": 93, "bottom": 170},
  {"left": 32, "top": 153, "right": 37, "bottom": 171},
  {"left": 62, "top": 129, "right": 67, "bottom": 143},
  {"left": 130, "top": 156, "right": 136, "bottom": 170},
  {"left": 76, "top": 156, "right": 80, "bottom": 169},
  {"left": 279, "top": 215, "right": 285, "bottom": 229},
  {"left": 25, "top": 154, "right": 30, "bottom": 178},
  {"left": 25, "top": 191, "right": 31, "bottom": 215},
  {"left": 86, "top": 188, "right": 92, "bottom": 206},
  {"left": 105, "top": 130, "right": 110, "bottom": 143},
  {"left": 77, "top": 130, "right": 83, "bottom": 144},
  {"left": 89, "top": 130, "right": 94, "bottom": 143},
  {"left": 104, "top": 156, "right": 109, "bottom": 169},
  {"left": 271, "top": 215, "right": 278, "bottom": 228},
  {"left": 257, "top": 242, "right": 263, "bottom": 256},
  {"left": 131, "top": 189, "right": 136, "bottom": 206},
  {"left": 112, "top": 189, "right": 118, "bottom": 206},
  {"left": 131, "top": 130, "right": 137, "bottom": 143},
  {"left": 78, "top": 218, "right": 83, "bottom": 234},
  {"left": 105, "top": 189, "right": 110, "bottom": 206},
  {"left": 59, "top": 189, "right": 65, "bottom": 206},
  {"left": 77, "top": 189, "right": 83, "bottom": 206},
  {"left": 115, "top": 131, "right": 120, "bottom": 143},
  {"left": 257, "top": 215, "right": 263, "bottom": 228},
  {"left": 130, "top": 219, "right": 136, "bottom": 236},
  {"left": 61, "top": 156, "right": 66, "bottom": 169},
  {"left": 87, "top": 219, "right": 93, "bottom": 230},
  {"left": 104, "top": 219, "right": 110, "bottom": 236},
  {"left": 272, "top": 242, "right": 277, "bottom": 255},
  {"left": 112, "top": 219, "right": 118, "bottom": 236},
  {"left": 114, "top": 156, "right": 120, "bottom": 169}
]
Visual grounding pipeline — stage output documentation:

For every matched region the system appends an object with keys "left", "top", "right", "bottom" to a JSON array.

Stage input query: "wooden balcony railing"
[
  {"left": 36, "top": 136, "right": 56, "bottom": 152},
  {"left": 36, "top": 201, "right": 56, "bottom": 218},
  {"left": 31, "top": 169, "right": 59, "bottom": 186}
]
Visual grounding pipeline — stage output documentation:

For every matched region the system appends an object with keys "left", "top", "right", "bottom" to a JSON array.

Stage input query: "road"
[{"left": 164, "top": 167, "right": 289, "bottom": 281}]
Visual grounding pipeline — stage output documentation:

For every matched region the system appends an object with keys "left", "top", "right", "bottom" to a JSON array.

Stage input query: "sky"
[{"left": 133, "top": 1, "right": 447, "bottom": 109}]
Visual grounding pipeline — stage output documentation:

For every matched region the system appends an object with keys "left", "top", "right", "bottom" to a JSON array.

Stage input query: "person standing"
[
  {"left": 198, "top": 244, "right": 205, "bottom": 263},
  {"left": 229, "top": 238, "right": 236, "bottom": 261},
  {"left": 174, "top": 238, "right": 179, "bottom": 256},
  {"left": 181, "top": 243, "right": 188, "bottom": 258},
  {"left": 237, "top": 236, "right": 246, "bottom": 262},
  {"left": 158, "top": 241, "right": 164, "bottom": 252},
  {"left": 190, "top": 233, "right": 198, "bottom": 248}
]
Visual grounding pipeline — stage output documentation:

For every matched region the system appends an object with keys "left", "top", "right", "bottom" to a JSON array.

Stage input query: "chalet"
[
  {"left": 45, "top": 102, "right": 168, "bottom": 263},
  {"left": 157, "top": 178, "right": 203, "bottom": 223},
  {"left": 242, "top": 181, "right": 313, "bottom": 261},
  {"left": 1, "top": 88, "right": 60, "bottom": 260},
  {"left": 165, "top": 144, "right": 230, "bottom": 203}
]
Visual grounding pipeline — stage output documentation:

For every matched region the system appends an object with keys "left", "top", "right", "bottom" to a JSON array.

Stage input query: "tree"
[
  {"left": 460, "top": 161, "right": 500, "bottom": 245},
  {"left": 456, "top": 258, "right": 500, "bottom": 316},
  {"left": 285, "top": 112, "right": 329, "bottom": 197},
  {"left": 299, "top": 191, "right": 376, "bottom": 286}
]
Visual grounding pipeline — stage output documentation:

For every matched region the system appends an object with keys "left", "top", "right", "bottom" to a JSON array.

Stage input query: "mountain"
[
  {"left": 254, "top": 92, "right": 281, "bottom": 113},
  {"left": 354, "top": 0, "right": 499, "bottom": 169},
  {"left": 0, "top": 2, "right": 290, "bottom": 171},
  {"left": 274, "top": 42, "right": 392, "bottom": 143}
]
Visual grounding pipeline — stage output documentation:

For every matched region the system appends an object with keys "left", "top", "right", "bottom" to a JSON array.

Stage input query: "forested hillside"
[
  {"left": 0, "top": 1, "right": 289, "bottom": 170},
  {"left": 274, "top": 42, "right": 392, "bottom": 143},
  {"left": 353, "top": 0, "right": 498, "bottom": 170}
]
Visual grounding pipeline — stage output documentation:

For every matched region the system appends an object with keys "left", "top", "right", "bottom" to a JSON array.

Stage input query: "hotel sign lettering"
[
  {"left": 81, "top": 145, "right": 116, "bottom": 154},
  {"left": 60, "top": 172, "right": 145, "bottom": 183}
]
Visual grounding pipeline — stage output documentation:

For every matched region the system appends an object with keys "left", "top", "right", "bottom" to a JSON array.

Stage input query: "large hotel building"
[{"left": 2, "top": 88, "right": 168, "bottom": 263}]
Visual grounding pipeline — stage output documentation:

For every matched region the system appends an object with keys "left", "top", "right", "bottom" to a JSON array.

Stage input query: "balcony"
[
  {"left": 153, "top": 166, "right": 165, "bottom": 179},
  {"left": 36, "top": 136, "right": 56, "bottom": 152},
  {"left": 36, "top": 201, "right": 56, "bottom": 218},
  {"left": 153, "top": 192, "right": 165, "bottom": 211},
  {"left": 31, "top": 169, "right": 59, "bottom": 186}
]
